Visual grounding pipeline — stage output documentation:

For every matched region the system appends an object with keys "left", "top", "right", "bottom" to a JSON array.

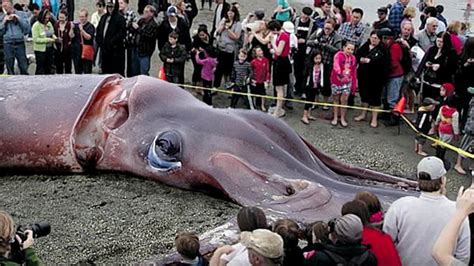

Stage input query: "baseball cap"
[
  {"left": 332, "top": 214, "right": 363, "bottom": 244},
  {"left": 417, "top": 156, "right": 447, "bottom": 180},
  {"left": 282, "top": 21, "right": 295, "bottom": 34},
  {"left": 106, "top": 0, "right": 114, "bottom": 7},
  {"left": 377, "top": 6, "right": 388, "bottom": 14},
  {"left": 167, "top": 5, "right": 178, "bottom": 17},
  {"left": 421, "top": 97, "right": 440, "bottom": 106},
  {"left": 379, "top": 27, "right": 394, "bottom": 37},
  {"left": 240, "top": 229, "right": 284, "bottom": 259}
]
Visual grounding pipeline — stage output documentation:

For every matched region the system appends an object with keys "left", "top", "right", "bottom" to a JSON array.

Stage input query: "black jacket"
[
  {"left": 96, "top": 10, "right": 126, "bottom": 52},
  {"left": 157, "top": 17, "right": 191, "bottom": 51},
  {"left": 304, "top": 243, "right": 377, "bottom": 266},
  {"left": 135, "top": 17, "right": 159, "bottom": 56}
]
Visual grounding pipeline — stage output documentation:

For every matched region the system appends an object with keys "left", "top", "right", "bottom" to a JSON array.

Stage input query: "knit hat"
[
  {"left": 241, "top": 229, "right": 284, "bottom": 259},
  {"left": 302, "top": 7, "right": 313, "bottom": 16},
  {"left": 442, "top": 83, "right": 455, "bottom": 96},
  {"left": 377, "top": 6, "right": 388, "bottom": 14},
  {"left": 417, "top": 156, "right": 446, "bottom": 180},
  {"left": 332, "top": 214, "right": 363, "bottom": 244}
]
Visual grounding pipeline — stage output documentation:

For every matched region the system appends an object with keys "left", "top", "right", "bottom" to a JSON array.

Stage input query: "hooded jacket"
[
  {"left": 436, "top": 105, "right": 460, "bottom": 135},
  {"left": 304, "top": 242, "right": 377, "bottom": 266}
]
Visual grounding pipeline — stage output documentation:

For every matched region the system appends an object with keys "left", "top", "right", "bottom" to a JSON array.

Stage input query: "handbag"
[{"left": 80, "top": 31, "right": 94, "bottom": 61}]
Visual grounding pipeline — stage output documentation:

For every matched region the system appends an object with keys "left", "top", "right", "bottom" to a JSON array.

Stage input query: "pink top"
[
  {"left": 330, "top": 51, "right": 357, "bottom": 93},
  {"left": 450, "top": 33, "right": 463, "bottom": 55},
  {"left": 275, "top": 31, "right": 290, "bottom": 59},
  {"left": 195, "top": 53, "right": 218, "bottom": 82}
]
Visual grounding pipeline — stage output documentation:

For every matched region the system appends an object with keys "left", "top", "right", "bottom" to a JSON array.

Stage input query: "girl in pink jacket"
[{"left": 330, "top": 42, "right": 357, "bottom": 127}]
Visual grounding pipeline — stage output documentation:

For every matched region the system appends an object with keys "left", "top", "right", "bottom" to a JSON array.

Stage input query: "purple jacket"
[{"left": 195, "top": 53, "right": 218, "bottom": 82}]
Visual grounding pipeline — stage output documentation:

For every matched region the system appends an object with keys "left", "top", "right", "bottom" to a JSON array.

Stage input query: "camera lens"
[{"left": 30, "top": 222, "right": 51, "bottom": 238}]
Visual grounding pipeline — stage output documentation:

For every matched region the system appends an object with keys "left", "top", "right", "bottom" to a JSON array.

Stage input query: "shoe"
[
  {"left": 331, "top": 120, "right": 338, "bottom": 126},
  {"left": 301, "top": 118, "right": 309, "bottom": 125},
  {"left": 384, "top": 114, "right": 399, "bottom": 127},
  {"left": 322, "top": 106, "right": 330, "bottom": 111},
  {"left": 340, "top": 120, "right": 348, "bottom": 127},
  {"left": 285, "top": 103, "right": 294, "bottom": 110}
]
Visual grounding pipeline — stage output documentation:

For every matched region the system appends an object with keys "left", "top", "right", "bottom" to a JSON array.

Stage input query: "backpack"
[{"left": 323, "top": 249, "right": 371, "bottom": 266}]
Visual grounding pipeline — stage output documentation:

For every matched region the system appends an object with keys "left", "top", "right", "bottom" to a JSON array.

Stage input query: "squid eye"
[{"left": 147, "top": 131, "right": 182, "bottom": 172}]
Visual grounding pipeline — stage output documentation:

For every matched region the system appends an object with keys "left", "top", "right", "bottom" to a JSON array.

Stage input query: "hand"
[
  {"left": 15, "top": 230, "right": 34, "bottom": 250},
  {"left": 456, "top": 186, "right": 474, "bottom": 215},
  {"left": 432, "top": 64, "right": 440, "bottom": 71},
  {"left": 251, "top": 79, "right": 256, "bottom": 86},
  {"left": 215, "top": 245, "right": 234, "bottom": 255},
  {"left": 298, "top": 38, "right": 305, "bottom": 44},
  {"left": 78, "top": 23, "right": 83, "bottom": 31},
  {"left": 132, "top": 22, "right": 139, "bottom": 29}
]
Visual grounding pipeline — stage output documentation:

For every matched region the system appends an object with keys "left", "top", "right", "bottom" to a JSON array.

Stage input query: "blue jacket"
[
  {"left": 0, "top": 11, "right": 30, "bottom": 44},
  {"left": 31, "top": 0, "right": 60, "bottom": 17}
]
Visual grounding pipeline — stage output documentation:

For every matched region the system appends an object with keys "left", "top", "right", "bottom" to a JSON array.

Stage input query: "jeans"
[
  {"left": 385, "top": 76, "right": 404, "bottom": 109},
  {"left": 4, "top": 42, "right": 28, "bottom": 75},
  {"left": 137, "top": 54, "right": 151, "bottom": 76}
]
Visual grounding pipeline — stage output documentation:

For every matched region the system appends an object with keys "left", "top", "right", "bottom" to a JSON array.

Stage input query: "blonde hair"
[
  {"left": 0, "top": 210, "right": 15, "bottom": 256},
  {"left": 403, "top": 6, "right": 416, "bottom": 19},
  {"left": 447, "top": 21, "right": 462, "bottom": 34}
]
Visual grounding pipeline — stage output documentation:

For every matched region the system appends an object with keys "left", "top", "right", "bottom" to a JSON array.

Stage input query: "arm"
[
  {"left": 382, "top": 202, "right": 400, "bottom": 244},
  {"left": 81, "top": 24, "right": 94, "bottom": 41},
  {"left": 227, "top": 22, "right": 241, "bottom": 41},
  {"left": 159, "top": 44, "right": 169, "bottom": 62},
  {"left": 265, "top": 59, "right": 271, "bottom": 82},
  {"left": 23, "top": 248, "right": 42, "bottom": 266},
  {"left": 453, "top": 112, "right": 460, "bottom": 136},
  {"left": 351, "top": 56, "right": 357, "bottom": 93},
  {"left": 195, "top": 53, "right": 204, "bottom": 65},
  {"left": 254, "top": 33, "right": 270, "bottom": 45},
  {"left": 325, "top": 34, "right": 342, "bottom": 54},
  {"left": 173, "top": 46, "right": 187, "bottom": 63},
  {"left": 18, "top": 12, "right": 31, "bottom": 34},
  {"left": 209, "top": 245, "right": 233, "bottom": 266}
]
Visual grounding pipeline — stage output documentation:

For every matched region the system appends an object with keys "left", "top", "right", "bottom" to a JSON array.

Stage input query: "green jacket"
[
  {"left": 0, "top": 248, "right": 42, "bottom": 266},
  {"left": 32, "top": 21, "right": 55, "bottom": 52}
]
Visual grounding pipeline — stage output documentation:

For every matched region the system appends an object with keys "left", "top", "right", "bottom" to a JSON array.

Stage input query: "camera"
[{"left": 9, "top": 222, "right": 50, "bottom": 264}]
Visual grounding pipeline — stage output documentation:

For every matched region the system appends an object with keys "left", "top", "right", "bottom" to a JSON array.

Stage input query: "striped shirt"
[{"left": 231, "top": 60, "right": 252, "bottom": 87}]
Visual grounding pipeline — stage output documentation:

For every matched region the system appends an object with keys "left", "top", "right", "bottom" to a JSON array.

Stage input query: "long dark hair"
[
  {"left": 236, "top": 206, "right": 267, "bottom": 232},
  {"left": 225, "top": 4, "right": 240, "bottom": 23},
  {"left": 37, "top": 9, "right": 51, "bottom": 24},
  {"left": 437, "top": 31, "right": 453, "bottom": 55}
]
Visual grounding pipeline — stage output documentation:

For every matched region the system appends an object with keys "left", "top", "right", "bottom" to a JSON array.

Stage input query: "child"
[
  {"left": 175, "top": 232, "right": 208, "bottom": 266},
  {"left": 301, "top": 50, "right": 323, "bottom": 125},
  {"left": 159, "top": 31, "right": 187, "bottom": 84},
  {"left": 195, "top": 48, "right": 218, "bottom": 106},
  {"left": 230, "top": 49, "right": 252, "bottom": 108},
  {"left": 250, "top": 46, "right": 270, "bottom": 112},
  {"left": 454, "top": 87, "right": 474, "bottom": 175},
  {"left": 434, "top": 95, "right": 460, "bottom": 167},
  {"left": 415, "top": 97, "right": 440, "bottom": 156},
  {"left": 330, "top": 41, "right": 357, "bottom": 127}
]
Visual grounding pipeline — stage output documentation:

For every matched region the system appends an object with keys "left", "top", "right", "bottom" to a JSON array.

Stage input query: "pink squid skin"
[{"left": 0, "top": 75, "right": 416, "bottom": 223}]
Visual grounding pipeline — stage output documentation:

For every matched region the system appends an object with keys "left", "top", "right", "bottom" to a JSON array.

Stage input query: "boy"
[
  {"left": 250, "top": 46, "right": 270, "bottom": 112},
  {"left": 415, "top": 97, "right": 440, "bottom": 156},
  {"left": 159, "top": 31, "right": 187, "bottom": 84},
  {"left": 175, "top": 232, "right": 208, "bottom": 266},
  {"left": 230, "top": 49, "right": 252, "bottom": 108},
  {"left": 435, "top": 95, "right": 460, "bottom": 168}
]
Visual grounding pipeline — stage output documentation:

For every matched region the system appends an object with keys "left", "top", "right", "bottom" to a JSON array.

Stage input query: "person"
[
  {"left": 312, "top": 0, "right": 335, "bottom": 29},
  {"left": 160, "top": 31, "right": 187, "bottom": 84},
  {"left": 246, "top": 18, "right": 272, "bottom": 64},
  {"left": 301, "top": 50, "right": 323, "bottom": 125},
  {"left": 268, "top": 19, "right": 291, "bottom": 118},
  {"left": 330, "top": 41, "right": 357, "bottom": 127},
  {"left": 383, "top": 156, "right": 471, "bottom": 265},
  {"left": 414, "top": 97, "right": 439, "bottom": 156},
  {"left": 281, "top": 21, "right": 297, "bottom": 110},
  {"left": 302, "top": 221, "right": 330, "bottom": 264},
  {"left": 354, "top": 191, "right": 384, "bottom": 229},
  {"left": 54, "top": 9, "right": 74, "bottom": 74},
  {"left": 419, "top": 6, "right": 446, "bottom": 33},
  {"left": 456, "top": 38, "right": 474, "bottom": 129},
  {"left": 176, "top": 0, "right": 198, "bottom": 28},
  {"left": 272, "top": 219, "right": 304, "bottom": 266},
  {"left": 210, "top": 0, "right": 230, "bottom": 41},
  {"left": 293, "top": 7, "right": 316, "bottom": 96},
  {"left": 415, "top": 17, "right": 437, "bottom": 52},
  {"left": 191, "top": 24, "right": 212, "bottom": 86},
  {"left": 333, "top": 3, "right": 347, "bottom": 27},
  {"left": 119, "top": 0, "right": 138, "bottom": 77},
  {"left": 388, "top": 0, "right": 409, "bottom": 36},
  {"left": 211, "top": 206, "right": 268, "bottom": 266},
  {"left": 435, "top": 4, "right": 447, "bottom": 27},
  {"left": 32, "top": 9, "right": 56, "bottom": 75},
  {"left": 133, "top": 5, "right": 159, "bottom": 76},
  {"left": 71, "top": 9, "right": 95, "bottom": 74},
  {"left": 373, "top": 6, "right": 390, "bottom": 30},
  {"left": 354, "top": 30, "right": 390, "bottom": 128},
  {"left": 91, "top": 0, "right": 105, "bottom": 28},
  {"left": 434, "top": 95, "right": 460, "bottom": 167},
  {"left": 30, "top": 0, "right": 59, "bottom": 18},
  {"left": 195, "top": 48, "right": 218, "bottom": 105},
  {"left": 337, "top": 8, "right": 367, "bottom": 48},
  {"left": 175, "top": 232, "right": 208, "bottom": 266},
  {"left": 416, "top": 31, "right": 458, "bottom": 100},
  {"left": 27, "top": 3, "right": 40, "bottom": 31},
  {"left": 433, "top": 185, "right": 474, "bottom": 266},
  {"left": 307, "top": 18, "right": 342, "bottom": 110},
  {"left": 201, "top": 0, "right": 212, "bottom": 10},
  {"left": 308, "top": 214, "right": 377, "bottom": 265},
  {"left": 213, "top": 5, "right": 241, "bottom": 88},
  {"left": 341, "top": 200, "right": 402, "bottom": 266},
  {"left": 447, "top": 21, "right": 463, "bottom": 56},
  {"left": 250, "top": 46, "right": 270, "bottom": 111},
  {"left": 454, "top": 87, "right": 474, "bottom": 175},
  {"left": 176, "top": 0, "right": 191, "bottom": 27},
  {"left": 0, "top": 12, "right": 3, "bottom": 74},
  {"left": 241, "top": 229, "right": 284, "bottom": 266},
  {"left": 401, "top": 6, "right": 416, "bottom": 24},
  {"left": 274, "top": 0, "right": 291, "bottom": 24},
  {"left": 229, "top": 48, "right": 252, "bottom": 108},
  {"left": 0, "top": 0, "right": 30, "bottom": 75},
  {"left": 96, "top": 0, "right": 126, "bottom": 75}
]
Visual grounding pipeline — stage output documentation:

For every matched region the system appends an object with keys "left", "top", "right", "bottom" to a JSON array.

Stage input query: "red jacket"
[
  {"left": 251, "top": 57, "right": 270, "bottom": 84},
  {"left": 362, "top": 227, "right": 402, "bottom": 266},
  {"left": 437, "top": 105, "right": 459, "bottom": 135},
  {"left": 387, "top": 40, "right": 404, "bottom": 78}
]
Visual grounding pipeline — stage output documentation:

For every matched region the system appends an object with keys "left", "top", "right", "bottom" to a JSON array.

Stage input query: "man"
[
  {"left": 71, "top": 9, "right": 95, "bottom": 74},
  {"left": 242, "top": 229, "right": 284, "bottom": 266},
  {"left": 96, "top": 0, "right": 126, "bottom": 75},
  {"left": 415, "top": 17, "right": 438, "bottom": 52},
  {"left": 419, "top": 6, "right": 446, "bottom": 33},
  {"left": 388, "top": 0, "right": 409, "bottom": 36},
  {"left": 119, "top": 0, "right": 138, "bottom": 77},
  {"left": 157, "top": 6, "right": 191, "bottom": 52},
  {"left": 312, "top": 0, "right": 334, "bottom": 29},
  {"left": 293, "top": 6, "right": 316, "bottom": 95},
  {"left": 0, "top": 0, "right": 30, "bottom": 75},
  {"left": 398, "top": 20, "right": 417, "bottom": 48},
  {"left": 373, "top": 6, "right": 390, "bottom": 30},
  {"left": 383, "top": 156, "right": 471, "bottom": 266},
  {"left": 132, "top": 5, "right": 158, "bottom": 76},
  {"left": 337, "top": 8, "right": 367, "bottom": 48}
]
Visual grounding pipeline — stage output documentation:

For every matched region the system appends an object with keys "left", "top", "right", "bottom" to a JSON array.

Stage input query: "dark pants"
[
  {"left": 4, "top": 41, "right": 28, "bottom": 75},
  {"left": 202, "top": 79, "right": 213, "bottom": 105},
  {"left": 55, "top": 49, "right": 72, "bottom": 74},
  {"left": 126, "top": 48, "right": 139, "bottom": 77},
  {"left": 230, "top": 85, "right": 249, "bottom": 108},
  {"left": 304, "top": 86, "right": 318, "bottom": 110},
  {"left": 0, "top": 63, "right": 4, "bottom": 74},
  {"left": 35, "top": 47, "right": 54, "bottom": 75},
  {"left": 251, "top": 83, "right": 266, "bottom": 109},
  {"left": 73, "top": 50, "right": 93, "bottom": 74},
  {"left": 201, "top": 0, "right": 212, "bottom": 9},
  {"left": 293, "top": 47, "right": 307, "bottom": 94},
  {"left": 214, "top": 50, "right": 234, "bottom": 88}
]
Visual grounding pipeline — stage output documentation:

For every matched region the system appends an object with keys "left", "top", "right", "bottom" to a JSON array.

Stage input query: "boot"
[{"left": 384, "top": 114, "right": 400, "bottom": 127}]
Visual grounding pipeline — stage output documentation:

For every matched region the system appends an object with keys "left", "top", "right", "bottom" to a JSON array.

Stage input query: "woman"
[
  {"left": 274, "top": 0, "right": 291, "bottom": 24},
  {"left": 447, "top": 21, "right": 463, "bottom": 55},
  {"left": 416, "top": 31, "right": 458, "bottom": 100},
  {"left": 455, "top": 38, "right": 474, "bottom": 130},
  {"left": 273, "top": 219, "right": 304, "bottom": 266},
  {"left": 354, "top": 31, "right": 390, "bottom": 128},
  {"left": 246, "top": 21, "right": 272, "bottom": 62},
  {"left": 401, "top": 6, "right": 416, "bottom": 24},
  {"left": 268, "top": 19, "right": 291, "bottom": 118},
  {"left": 213, "top": 5, "right": 242, "bottom": 88},
  {"left": 54, "top": 9, "right": 74, "bottom": 74},
  {"left": 32, "top": 9, "right": 56, "bottom": 75},
  {"left": 191, "top": 24, "right": 212, "bottom": 86},
  {"left": 176, "top": 0, "right": 190, "bottom": 26}
]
